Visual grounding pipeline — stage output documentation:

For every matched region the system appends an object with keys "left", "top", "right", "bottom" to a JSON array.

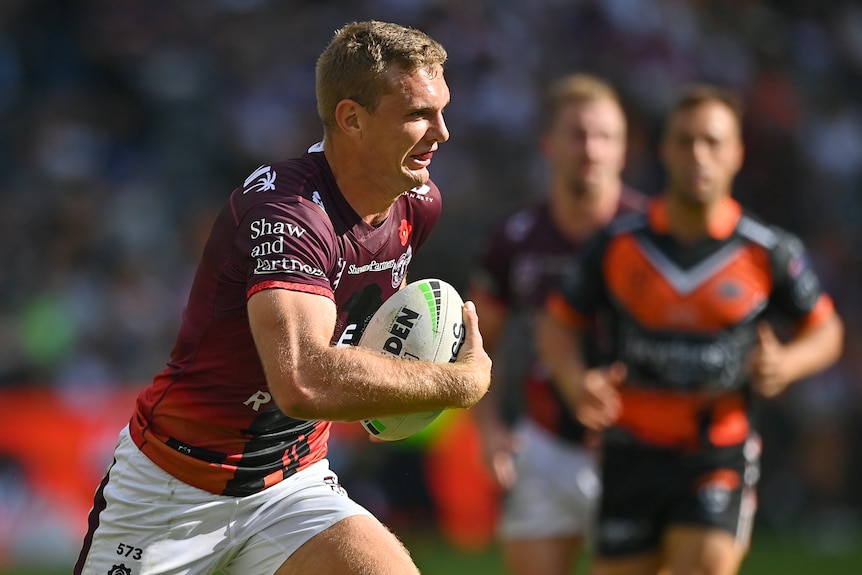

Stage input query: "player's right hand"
[{"left": 575, "top": 362, "right": 626, "bottom": 430}]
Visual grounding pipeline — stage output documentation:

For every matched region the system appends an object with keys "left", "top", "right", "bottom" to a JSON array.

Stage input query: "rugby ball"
[{"left": 358, "top": 278, "right": 466, "bottom": 441}]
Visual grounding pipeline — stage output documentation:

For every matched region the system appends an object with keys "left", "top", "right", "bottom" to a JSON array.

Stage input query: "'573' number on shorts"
[{"left": 117, "top": 543, "right": 143, "bottom": 560}]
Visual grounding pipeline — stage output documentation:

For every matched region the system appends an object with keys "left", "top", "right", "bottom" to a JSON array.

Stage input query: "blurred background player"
[
  {"left": 538, "top": 84, "right": 844, "bottom": 575},
  {"left": 467, "top": 73, "right": 646, "bottom": 575}
]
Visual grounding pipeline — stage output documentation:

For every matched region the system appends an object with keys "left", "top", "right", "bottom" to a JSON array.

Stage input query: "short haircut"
[
  {"left": 667, "top": 83, "right": 744, "bottom": 128},
  {"left": 542, "top": 73, "right": 624, "bottom": 132},
  {"left": 315, "top": 20, "right": 448, "bottom": 130}
]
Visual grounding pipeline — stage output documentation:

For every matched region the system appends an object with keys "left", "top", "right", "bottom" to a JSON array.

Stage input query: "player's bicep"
[{"left": 247, "top": 288, "right": 337, "bottom": 414}]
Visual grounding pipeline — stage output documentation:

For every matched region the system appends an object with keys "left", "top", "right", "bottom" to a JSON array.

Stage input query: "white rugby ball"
[{"left": 358, "top": 278, "right": 466, "bottom": 441}]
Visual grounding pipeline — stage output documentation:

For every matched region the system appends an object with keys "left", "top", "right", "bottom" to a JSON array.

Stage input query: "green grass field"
[
  {"left": 5, "top": 528, "right": 859, "bottom": 575},
  {"left": 407, "top": 529, "right": 862, "bottom": 575}
]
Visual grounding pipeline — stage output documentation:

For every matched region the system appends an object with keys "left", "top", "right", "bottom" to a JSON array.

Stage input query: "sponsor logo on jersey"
[
  {"left": 254, "top": 257, "right": 324, "bottom": 276},
  {"left": 249, "top": 218, "right": 316, "bottom": 272},
  {"left": 108, "top": 565, "right": 132, "bottom": 575},
  {"left": 250, "top": 217, "right": 306, "bottom": 239},
  {"left": 342, "top": 247, "right": 412, "bottom": 287},
  {"left": 716, "top": 280, "right": 743, "bottom": 299},
  {"left": 348, "top": 259, "right": 397, "bottom": 275},
  {"left": 243, "top": 165, "right": 276, "bottom": 194},
  {"left": 249, "top": 219, "right": 307, "bottom": 259},
  {"left": 391, "top": 245, "right": 412, "bottom": 288},
  {"left": 404, "top": 184, "right": 434, "bottom": 202},
  {"left": 620, "top": 325, "right": 745, "bottom": 390}
]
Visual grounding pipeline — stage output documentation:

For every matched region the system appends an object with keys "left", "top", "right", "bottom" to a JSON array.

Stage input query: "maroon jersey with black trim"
[
  {"left": 469, "top": 187, "right": 646, "bottom": 442},
  {"left": 130, "top": 143, "right": 442, "bottom": 496}
]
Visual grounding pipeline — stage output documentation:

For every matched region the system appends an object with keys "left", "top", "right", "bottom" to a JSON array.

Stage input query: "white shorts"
[
  {"left": 76, "top": 426, "right": 373, "bottom": 575},
  {"left": 498, "top": 419, "right": 601, "bottom": 541}
]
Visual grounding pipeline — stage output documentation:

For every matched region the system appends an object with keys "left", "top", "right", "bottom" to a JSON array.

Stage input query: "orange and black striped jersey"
[
  {"left": 470, "top": 188, "right": 646, "bottom": 442},
  {"left": 547, "top": 197, "right": 835, "bottom": 449}
]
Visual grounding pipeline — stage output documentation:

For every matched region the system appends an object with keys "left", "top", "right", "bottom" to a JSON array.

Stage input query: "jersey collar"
[{"left": 648, "top": 196, "right": 741, "bottom": 240}]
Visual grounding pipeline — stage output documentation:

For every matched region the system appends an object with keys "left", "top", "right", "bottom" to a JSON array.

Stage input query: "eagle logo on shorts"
[{"left": 108, "top": 564, "right": 132, "bottom": 575}]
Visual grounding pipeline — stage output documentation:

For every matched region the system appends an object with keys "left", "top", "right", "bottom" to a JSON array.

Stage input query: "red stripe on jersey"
[{"left": 247, "top": 281, "right": 335, "bottom": 301}]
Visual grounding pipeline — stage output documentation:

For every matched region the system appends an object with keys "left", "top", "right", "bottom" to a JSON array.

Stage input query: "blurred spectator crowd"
[{"left": 1, "top": 0, "right": 861, "bottom": 547}]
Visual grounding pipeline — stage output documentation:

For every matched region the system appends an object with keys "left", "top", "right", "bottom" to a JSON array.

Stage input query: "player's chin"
[
  {"left": 678, "top": 183, "right": 716, "bottom": 205},
  {"left": 403, "top": 166, "right": 430, "bottom": 186}
]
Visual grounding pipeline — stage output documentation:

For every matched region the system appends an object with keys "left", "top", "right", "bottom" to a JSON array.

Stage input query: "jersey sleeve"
[
  {"left": 238, "top": 198, "right": 337, "bottom": 301},
  {"left": 546, "top": 230, "right": 609, "bottom": 328},
  {"left": 469, "top": 210, "right": 533, "bottom": 307},
  {"left": 769, "top": 229, "right": 835, "bottom": 330}
]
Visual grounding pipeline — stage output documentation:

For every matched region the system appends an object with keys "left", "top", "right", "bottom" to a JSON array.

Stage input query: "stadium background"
[{"left": 1, "top": 0, "right": 861, "bottom": 573}]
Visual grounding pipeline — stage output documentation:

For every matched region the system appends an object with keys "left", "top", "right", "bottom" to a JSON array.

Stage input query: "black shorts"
[{"left": 595, "top": 434, "right": 761, "bottom": 558}]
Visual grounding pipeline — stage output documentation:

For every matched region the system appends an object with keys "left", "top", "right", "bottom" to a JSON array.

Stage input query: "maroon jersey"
[
  {"left": 130, "top": 144, "right": 442, "bottom": 496},
  {"left": 470, "top": 187, "right": 646, "bottom": 442}
]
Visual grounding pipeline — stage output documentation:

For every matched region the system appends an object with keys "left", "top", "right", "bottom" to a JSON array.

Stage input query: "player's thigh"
[
  {"left": 594, "top": 444, "right": 672, "bottom": 559},
  {"left": 222, "top": 460, "right": 380, "bottom": 574},
  {"left": 503, "top": 536, "right": 582, "bottom": 575},
  {"left": 500, "top": 421, "right": 599, "bottom": 541},
  {"left": 663, "top": 437, "right": 758, "bottom": 575},
  {"left": 663, "top": 525, "right": 746, "bottom": 575},
  {"left": 76, "top": 428, "right": 231, "bottom": 575},
  {"left": 275, "top": 514, "right": 419, "bottom": 575}
]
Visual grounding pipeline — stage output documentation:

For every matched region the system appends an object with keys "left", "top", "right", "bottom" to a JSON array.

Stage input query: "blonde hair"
[
  {"left": 316, "top": 20, "right": 447, "bottom": 130},
  {"left": 543, "top": 73, "right": 624, "bottom": 131}
]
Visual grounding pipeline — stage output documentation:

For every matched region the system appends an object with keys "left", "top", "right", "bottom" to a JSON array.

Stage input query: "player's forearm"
[
  {"left": 535, "top": 311, "right": 587, "bottom": 408},
  {"left": 276, "top": 343, "right": 486, "bottom": 421},
  {"left": 783, "top": 313, "right": 844, "bottom": 384}
]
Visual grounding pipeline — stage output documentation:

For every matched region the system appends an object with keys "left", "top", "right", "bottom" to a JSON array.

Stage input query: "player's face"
[
  {"left": 544, "top": 98, "right": 627, "bottom": 198},
  {"left": 661, "top": 101, "right": 743, "bottom": 207},
  {"left": 360, "top": 65, "right": 450, "bottom": 193}
]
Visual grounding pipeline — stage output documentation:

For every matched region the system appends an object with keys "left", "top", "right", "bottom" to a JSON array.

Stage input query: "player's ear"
[
  {"left": 732, "top": 141, "right": 745, "bottom": 174},
  {"left": 334, "top": 99, "right": 363, "bottom": 139}
]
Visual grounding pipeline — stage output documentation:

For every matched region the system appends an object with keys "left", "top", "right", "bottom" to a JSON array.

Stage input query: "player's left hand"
[{"left": 747, "top": 322, "right": 791, "bottom": 398}]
